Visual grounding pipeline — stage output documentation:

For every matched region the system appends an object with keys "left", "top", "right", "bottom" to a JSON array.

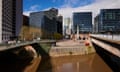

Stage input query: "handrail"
[{"left": 91, "top": 38, "right": 120, "bottom": 57}]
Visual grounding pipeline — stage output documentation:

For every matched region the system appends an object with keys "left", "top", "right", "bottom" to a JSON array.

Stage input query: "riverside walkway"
[{"left": 49, "top": 39, "right": 96, "bottom": 57}]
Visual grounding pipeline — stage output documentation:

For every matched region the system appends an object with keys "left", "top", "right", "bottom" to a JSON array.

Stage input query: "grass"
[{"left": 40, "top": 44, "right": 51, "bottom": 53}]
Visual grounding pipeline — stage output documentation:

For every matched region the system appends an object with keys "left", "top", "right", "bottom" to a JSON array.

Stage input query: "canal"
[
  {"left": 0, "top": 40, "right": 113, "bottom": 72},
  {"left": 36, "top": 53, "right": 112, "bottom": 72}
]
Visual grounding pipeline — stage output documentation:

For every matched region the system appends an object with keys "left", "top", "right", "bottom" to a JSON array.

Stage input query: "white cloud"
[
  {"left": 24, "top": 0, "right": 120, "bottom": 18},
  {"left": 52, "top": 0, "right": 82, "bottom": 8},
  {"left": 58, "top": 0, "right": 120, "bottom": 27},
  {"left": 29, "top": 5, "right": 39, "bottom": 10},
  {"left": 23, "top": 5, "right": 40, "bottom": 16},
  {"left": 59, "top": 0, "right": 120, "bottom": 18},
  {"left": 62, "top": 0, "right": 79, "bottom": 8},
  {"left": 52, "top": 0, "right": 58, "bottom": 3},
  {"left": 23, "top": 11, "right": 33, "bottom": 16}
]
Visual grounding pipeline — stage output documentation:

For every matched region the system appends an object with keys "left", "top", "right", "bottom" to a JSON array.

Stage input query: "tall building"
[
  {"left": 20, "top": 15, "right": 30, "bottom": 40},
  {"left": 57, "top": 15, "right": 63, "bottom": 35},
  {"left": 94, "top": 15, "right": 100, "bottom": 33},
  {"left": 0, "top": 0, "right": 23, "bottom": 43},
  {"left": 96, "top": 9, "right": 120, "bottom": 33},
  {"left": 30, "top": 8, "right": 58, "bottom": 39},
  {"left": 73, "top": 12, "right": 92, "bottom": 33},
  {"left": 64, "top": 17, "right": 72, "bottom": 35}
]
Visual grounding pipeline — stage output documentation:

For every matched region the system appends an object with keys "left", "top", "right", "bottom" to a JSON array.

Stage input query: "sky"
[{"left": 23, "top": 0, "right": 120, "bottom": 18}]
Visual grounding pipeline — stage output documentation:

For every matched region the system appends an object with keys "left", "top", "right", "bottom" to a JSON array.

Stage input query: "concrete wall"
[{"left": 0, "top": 0, "right": 2, "bottom": 43}]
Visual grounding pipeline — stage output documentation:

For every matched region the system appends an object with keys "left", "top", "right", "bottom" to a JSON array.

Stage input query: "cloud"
[
  {"left": 53, "top": 0, "right": 93, "bottom": 8},
  {"left": 61, "top": 0, "right": 79, "bottom": 8},
  {"left": 24, "top": 0, "right": 120, "bottom": 18},
  {"left": 52, "top": 0, "right": 59, "bottom": 3},
  {"left": 29, "top": 5, "right": 40, "bottom": 10},
  {"left": 58, "top": 0, "right": 120, "bottom": 27},
  {"left": 23, "top": 5, "right": 40, "bottom": 16},
  {"left": 59, "top": 0, "right": 120, "bottom": 18}
]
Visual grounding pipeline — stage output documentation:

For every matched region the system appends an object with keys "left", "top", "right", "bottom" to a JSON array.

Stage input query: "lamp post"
[
  {"left": 77, "top": 24, "right": 79, "bottom": 40},
  {"left": 81, "top": 24, "right": 84, "bottom": 33}
]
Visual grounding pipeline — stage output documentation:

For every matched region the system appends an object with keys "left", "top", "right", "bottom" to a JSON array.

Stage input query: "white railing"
[{"left": 91, "top": 34, "right": 120, "bottom": 41}]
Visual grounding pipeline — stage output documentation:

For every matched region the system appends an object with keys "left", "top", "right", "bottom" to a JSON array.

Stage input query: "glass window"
[{"left": 104, "top": 12, "right": 116, "bottom": 20}]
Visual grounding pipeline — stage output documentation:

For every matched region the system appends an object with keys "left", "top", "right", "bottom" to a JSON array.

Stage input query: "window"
[{"left": 104, "top": 12, "right": 116, "bottom": 20}]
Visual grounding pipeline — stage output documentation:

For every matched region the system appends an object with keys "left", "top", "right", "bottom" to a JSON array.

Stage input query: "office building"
[
  {"left": 96, "top": 9, "right": 120, "bottom": 33},
  {"left": 73, "top": 12, "right": 92, "bottom": 33},
  {"left": 57, "top": 15, "right": 63, "bottom": 35},
  {"left": 0, "top": 0, "right": 22, "bottom": 43},
  {"left": 64, "top": 17, "right": 72, "bottom": 35},
  {"left": 30, "top": 8, "right": 58, "bottom": 39},
  {"left": 20, "top": 15, "right": 31, "bottom": 40},
  {"left": 94, "top": 15, "right": 100, "bottom": 33}
]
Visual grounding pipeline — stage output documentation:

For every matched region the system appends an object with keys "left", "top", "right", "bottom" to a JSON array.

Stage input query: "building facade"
[
  {"left": 30, "top": 8, "right": 58, "bottom": 39},
  {"left": 94, "top": 15, "right": 100, "bottom": 33},
  {"left": 0, "top": 0, "right": 22, "bottom": 43},
  {"left": 73, "top": 12, "right": 92, "bottom": 33},
  {"left": 64, "top": 17, "right": 72, "bottom": 35},
  {"left": 57, "top": 15, "right": 63, "bottom": 35},
  {"left": 96, "top": 9, "right": 120, "bottom": 33},
  {"left": 20, "top": 15, "right": 30, "bottom": 40}
]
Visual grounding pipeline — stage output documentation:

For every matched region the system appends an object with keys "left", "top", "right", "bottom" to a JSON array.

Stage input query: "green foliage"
[
  {"left": 53, "top": 33, "right": 63, "bottom": 40},
  {"left": 40, "top": 44, "right": 51, "bottom": 53}
]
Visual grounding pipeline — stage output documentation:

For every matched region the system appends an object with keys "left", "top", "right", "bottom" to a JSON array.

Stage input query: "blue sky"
[
  {"left": 23, "top": 0, "right": 95, "bottom": 16},
  {"left": 23, "top": 0, "right": 94, "bottom": 11},
  {"left": 23, "top": 0, "right": 120, "bottom": 17}
]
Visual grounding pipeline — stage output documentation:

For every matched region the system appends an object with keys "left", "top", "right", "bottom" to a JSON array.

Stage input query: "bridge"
[
  {"left": 0, "top": 40, "right": 56, "bottom": 51},
  {"left": 0, "top": 35, "right": 120, "bottom": 72}
]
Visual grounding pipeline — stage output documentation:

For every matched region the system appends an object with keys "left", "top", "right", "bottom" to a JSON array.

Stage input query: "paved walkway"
[
  {"left": 50, "top": 39, "right": 96, "bottom": 57},
  {"left": 56, "top": 40, "right": 84, "bottom": 46}
]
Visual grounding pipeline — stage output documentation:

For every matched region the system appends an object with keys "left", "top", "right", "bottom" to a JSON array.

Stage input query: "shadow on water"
[
  {"left": 0, "top": 42, "right": 113, "bottom": 72},
  {"left": 92, "top": 42, "right": 120, "bottom": 72},
  {"left": 0, "top": 48, "right": 33, "bottom": 72},
  {"left": 0, "top": 43, "right": 52, "bottom": 72},
  {"left": 31, "top": 43, "right": 52, "bottom": 72}
]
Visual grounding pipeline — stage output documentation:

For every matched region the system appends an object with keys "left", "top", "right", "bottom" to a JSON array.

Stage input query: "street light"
[
  {"left": 77, "top": 24, "right": 79, "bottom": 40},
  {"left": 81, "top": 24, "right": 84, "bottom": 33}
]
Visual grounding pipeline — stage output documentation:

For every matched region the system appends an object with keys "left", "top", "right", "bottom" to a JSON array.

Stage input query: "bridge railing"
[{"left": 91, "top": 34, "right": 120, "bottom": 41}]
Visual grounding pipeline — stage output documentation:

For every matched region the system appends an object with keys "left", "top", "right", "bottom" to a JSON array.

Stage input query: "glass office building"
[
  {"left": 30, "top": 8, "right": 58, "bottom": 38},
  {"left": 98, "top": 9, "right": 120, "bottom": 33},
  {"left": 73, "top": 12, "right": 92, "bottom": 33}
]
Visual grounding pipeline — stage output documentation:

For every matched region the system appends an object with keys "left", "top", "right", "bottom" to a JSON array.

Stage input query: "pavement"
[
  {"left": 50, "top": 39, "right": 96, "bottom": 57},
  {"left": 56, "top": 40, "right": 84, "bottom": 46}
]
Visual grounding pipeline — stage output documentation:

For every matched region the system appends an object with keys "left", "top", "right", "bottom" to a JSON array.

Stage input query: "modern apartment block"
[
  {"left": 0, "top": 0, "right": 22, "bottom": 43},
  {"left": 94, "top": 9, "right": 120, "bottom": 33},
  {"left": 73, "top": 12, "right": 92, "bottom": 33},
  {"left": 30, "top": 8, "right": 58, "bottom": 39}
]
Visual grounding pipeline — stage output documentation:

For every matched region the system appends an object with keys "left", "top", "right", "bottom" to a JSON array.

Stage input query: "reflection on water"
[
  {"left": 0, "top": 51, "right": 112, "bottom": 72},
  {"left": 37, "top": 53, "right": 112, "bottom": 72}
]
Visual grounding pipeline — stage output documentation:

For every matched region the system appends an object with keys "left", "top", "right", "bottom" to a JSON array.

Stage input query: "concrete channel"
[
  {"left": 91, "top": 37, "right": 120, "bottom": 72},
  {"left": 0, "top": 39, "right": 114, "bottom": 72}
]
